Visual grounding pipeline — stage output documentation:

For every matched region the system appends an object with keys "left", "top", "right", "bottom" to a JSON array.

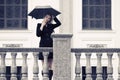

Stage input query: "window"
[
  {"left": 82, "top": 0, "right": 111, "bottom": 30},
  {"left": 0, "top": 0, "right": 28, "bottom": 30}
]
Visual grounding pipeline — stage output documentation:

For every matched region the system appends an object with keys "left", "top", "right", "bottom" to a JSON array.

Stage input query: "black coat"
[{"left": 36, "top": 17, "right": 61, "bottom": 47}]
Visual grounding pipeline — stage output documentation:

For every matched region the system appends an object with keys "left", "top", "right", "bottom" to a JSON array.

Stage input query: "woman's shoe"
[{"left": 49, "top": 70, "right": 53, "bottom": 80}]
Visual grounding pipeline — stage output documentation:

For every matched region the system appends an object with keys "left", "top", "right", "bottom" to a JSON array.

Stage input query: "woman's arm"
[
  {"left": 52, "top": 17, "right": 61, "bottom": 29},
  {"left": 36, "top": 23, "right": 43, "bottom": 37}
]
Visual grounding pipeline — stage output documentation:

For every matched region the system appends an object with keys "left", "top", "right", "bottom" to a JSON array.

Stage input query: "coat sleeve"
[
  {"left": 52, "top": 17, "right": 61, "bottom": 29},
  {"left": 36, "top": 23, "right": 43, "bottom": 37}
]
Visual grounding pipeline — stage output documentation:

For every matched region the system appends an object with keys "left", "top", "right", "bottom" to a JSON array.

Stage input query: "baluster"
[
  {"left": 42, "top": 52, "right": 49, "bottom": 80},
  {"left": 85, "top": 53, "right": 92, "bottom": 80},
  {"left": 75, "top": 53, "right": 81, "bottom": 80},
  {"left": 0, "top": 52, "right": 6, "bottom": 80},
  {"left": 118, "top": 53, "right": 120, "bottom": 80},
  {"left": 21, "top": 52, "right": 28, "bottom": 80},
  {"left": 96, "top": 53, "right": 103, "bottom": 80},
  {"left": 107, "top": 53, "right": 114, "bottom": 80},
  {"left": 33, "top": 52, "right": 39, "bottom": 80},
  {"left": 11, "top": 52, "right": 17, "bottom": 80}
]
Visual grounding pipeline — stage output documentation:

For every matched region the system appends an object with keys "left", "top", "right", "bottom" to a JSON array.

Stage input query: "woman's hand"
[
  {"left": 40, "top": 20, "right": 47, "bottom": 31},
  {"left": 41, "top": 20, "right": 47, "bottom": 26}
]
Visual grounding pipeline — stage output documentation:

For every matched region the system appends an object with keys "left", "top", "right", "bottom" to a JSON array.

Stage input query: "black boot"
[{"left": 49, "top": 70, "right": 53, "bottom": 80}]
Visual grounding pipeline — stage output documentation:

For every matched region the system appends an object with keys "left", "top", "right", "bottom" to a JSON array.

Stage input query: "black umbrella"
[{"left": 28, "top": 6, "right": 61, "bottom": 19}]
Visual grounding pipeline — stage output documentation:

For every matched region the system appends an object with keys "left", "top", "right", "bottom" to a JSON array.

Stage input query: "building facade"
[{"left": 0, "top": 0, "right": 120, "bottom": 80}]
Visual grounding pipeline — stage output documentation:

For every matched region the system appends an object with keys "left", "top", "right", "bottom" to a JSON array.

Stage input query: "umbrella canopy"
[{"left": 28, "top": 6, "right": 61, "bottom": 19}]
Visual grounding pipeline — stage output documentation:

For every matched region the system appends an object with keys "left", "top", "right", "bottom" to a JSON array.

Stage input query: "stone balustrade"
[
  {"left": 0, "top": 34, "right": 120, "bottom": 80},
  {"left": 0, "top": 48, "right": 52, "bottom": 80},
  {"left": 71, "top": 48, "right": 120, "bottom": 80}
]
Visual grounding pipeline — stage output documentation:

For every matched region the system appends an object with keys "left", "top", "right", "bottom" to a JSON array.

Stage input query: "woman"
[{"left": 36, "top": 14, "right": 61, "bottom": 80}]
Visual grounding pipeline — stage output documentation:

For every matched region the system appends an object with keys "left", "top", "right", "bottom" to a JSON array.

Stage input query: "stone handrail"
[
  {"left": 71, "top": 48, "right": 120, "bottom": 52},
  {"left": 0, "top": 47, "right": 53, "bottom": 52},
  {"left": 1, "top": 47, "right": 120, "bottom": 52}
]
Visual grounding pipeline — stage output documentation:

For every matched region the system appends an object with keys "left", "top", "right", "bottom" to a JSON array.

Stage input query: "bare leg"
[
  {"left": 48, "top": 59, "right": 53, "bottom": 80},
  {"left": 41, "top": 60, "right": 44, "bottom": 76},
  {"left": 41, "top": 60, "right": 44, "bottom": 66},
  {"left": 41, "top": 59, "right": 53, "bottom": 69},
  {"left": 48, "top": 59, "right": 53, "bottom": 70},
  {"left": 41, "top": 59, "right": 53, "bottom": 80}
]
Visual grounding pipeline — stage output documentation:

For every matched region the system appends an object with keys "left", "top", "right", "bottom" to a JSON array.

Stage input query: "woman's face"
[{"left": 44, "top": 15, "right": 52, "bottom": 23}]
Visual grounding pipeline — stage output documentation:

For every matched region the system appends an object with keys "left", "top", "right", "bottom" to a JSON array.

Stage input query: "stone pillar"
[
  {"left": 59, "top": 0, "right": 73, "bottom": 33},
  {"left": 85, "top": 53, "right": 92, "bottom": 80},
  {"left": 0, "top": 52, "right": 6, "bottom": 80},
  {"left": 33, "top": 52, "right": 39, "bottom": 80},
  {"left": 42, "top": 52, "right": 49, "bottom": 80},
  {"left": 107, "top": 53, "right": 114, "bottom": 80},
  {"left": 52, "top": 34, "right": 72, "bottom": 80},
  {"left": 11, "top": 52, "right": 17, "bottom": 80},
  {"left": 21, "top": 52, "right": 28, "bottom": 80},
  {"left": 118, "top": 53, "right": 120, "bottom": 80},
  {"left": 75, "top": 53, "right": 81, "bottom": 80},
  {"left": 96, "top": 53, "right": 103, "bottom": 80}
]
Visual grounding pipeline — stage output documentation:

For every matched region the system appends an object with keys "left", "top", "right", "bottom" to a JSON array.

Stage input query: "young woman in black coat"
[{"left": 36, "top": 14, "right": 61, "bottom": 80}]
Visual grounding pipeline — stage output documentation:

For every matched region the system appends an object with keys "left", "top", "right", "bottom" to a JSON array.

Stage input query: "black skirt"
[
  {"left": 39, "top": 40, "right": 53, "bottom": 60},
  {"left": 39, "top": 52, "right": 53, "bottom": 60}
]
